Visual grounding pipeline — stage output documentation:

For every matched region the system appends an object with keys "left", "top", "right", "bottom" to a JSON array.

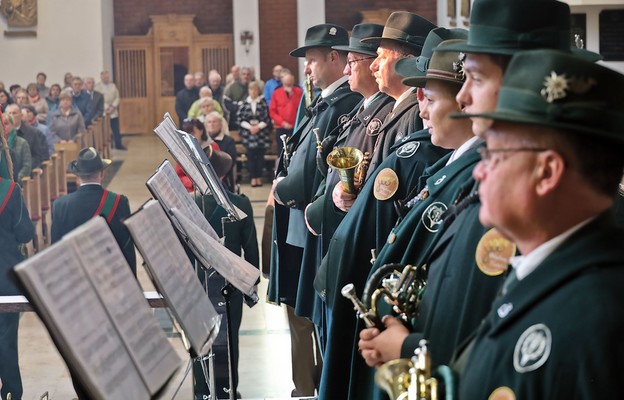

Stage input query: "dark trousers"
[
  {"left": 246, "top": 147, "right": 265, "bottom": 179},
  {"left": 110, "top": 117, "right": 123, "bottom": 148},
  {"left": 0, "top": 313, "right": 22, "bottom": 400},
  {"left": 286, "top": 305, "right": 322, "bottom": 396}
]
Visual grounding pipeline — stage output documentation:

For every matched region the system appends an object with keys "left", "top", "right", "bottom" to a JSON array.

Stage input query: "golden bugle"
[
  {"left": 375, "top": 340, "right": 455, "bottom": 400},
  {"left": 326, "top": 147, "right": 365, "bottom": 194}
]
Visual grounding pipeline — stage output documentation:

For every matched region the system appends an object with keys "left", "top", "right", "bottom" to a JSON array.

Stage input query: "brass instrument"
[
  {"left": 304, "top": 72, "right": 314, "bottom": 107},
  {"left": 362, "top": 263, "right": 428, "bottom": 327},
  {"left": 326, "top": 147, "right": 365, "bottom": 194},
  {"left": 376, "top": 340, "right": 456, "bottom": 400},
  {"left": 280, "top": 133, "right": 290, "bottom": 168},
  {"left": 341, "top": 283, "right": 383, "bottom": 329}
]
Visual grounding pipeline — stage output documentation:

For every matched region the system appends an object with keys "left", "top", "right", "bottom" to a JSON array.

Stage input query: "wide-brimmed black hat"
[
  {"left": 404, "top": 39, "right": 468, "bottom": 88},
  {"left": 435, "top": 0, "right": 600, "bottom": 61},
  {"left": 68, "top": 147, "right": 111, "bottom": 176},
  {"left": 332, "top": 23, "right": 384, "bottom": 56},
  {"left": 464, "top": 49, "right": 624, "bottom": 143},
  {"left": 290, "top": 24, "right": 349, "bottom": 57},
  {"left": 360, "top": 11, "right": 436, "bottom": 51},
  {"left": 395, "top": 27, "right": 468, "bottom": 83}
]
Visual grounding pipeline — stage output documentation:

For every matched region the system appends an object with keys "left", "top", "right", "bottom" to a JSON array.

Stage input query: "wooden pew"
[
  {"left": 55, "top": 148, "right": 68, "bottom": 197},
  {"left": 20, "top": 176, "right": 36, "bottom": 257},
  {"left": 28, "top": 168, "right": 44, "bottom": 252},
  {"left": 49, "top": 153, "right": 60, "bottom": 202},
  {"left": 40, "top": 161, "right": 52, "bottom": 248},
  {"left": 54, "top": 136, "right": 81, "bottom": 191},
  {"left": 103, "top": 114, "right": 112, "bottom": 159}
]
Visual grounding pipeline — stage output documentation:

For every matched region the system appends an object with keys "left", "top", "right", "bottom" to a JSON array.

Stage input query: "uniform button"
[{"left": 388, "top": 232, "right": 396, "bottom": 244}]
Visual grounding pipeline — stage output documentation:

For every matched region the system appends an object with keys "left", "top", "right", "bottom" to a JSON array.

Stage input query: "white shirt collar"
[
  {"left": 363, "top": 91, "right": 382, "bottom": 109},
  {"left": 320, "top": 76, "right": 349, "bottom": 99},
  {"left": 393, "top": 87, "right": 415, "bottom": 110},
  {"left": 510, "top": 217, "right": 595, "bottom": 280},
  {"left": 445, "top": 136, "right": 481, "bottom": 166}
]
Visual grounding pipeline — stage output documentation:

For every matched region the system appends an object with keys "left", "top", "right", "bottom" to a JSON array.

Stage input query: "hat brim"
[
  {"left": 403, "top": 75, "right": 464, "bottom": 88},
  {"left": 331, "top": 45, "right": 377, "bottom": 56},
  {"left": 456, "top": 110, "right": 624, "bottom": 144},
  {"left": 290, "top": 44, "right": 334, "bottom": 58},
  {"left": 394, "top": 58, "right": 424, "bottom": 79},
  {"left": 361, "top": 36, "right": 423, "bottom": 50},
  {"left": 435, "top": 41, "right": 604, "bottom": 62},
  {"left": 68, "top": 158, "right": 112, "bottom": 176}
]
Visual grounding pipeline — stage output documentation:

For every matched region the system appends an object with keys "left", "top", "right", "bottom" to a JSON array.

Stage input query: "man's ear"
[{"left": 535, "top": 150, "right": 566, "bottom": 196}]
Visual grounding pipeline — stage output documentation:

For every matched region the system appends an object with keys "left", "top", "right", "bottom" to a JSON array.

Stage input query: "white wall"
[
  {"left": 232, "top": 0, "right": 260, "bottom": 74},
  {"left": 295, "top": 0, "right": 326, "bottom": 80},
  {"left": 0, "top": 0, "right": 112, "bottom": 87}
]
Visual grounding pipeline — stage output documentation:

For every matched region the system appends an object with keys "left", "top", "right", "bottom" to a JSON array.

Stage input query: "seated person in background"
[
  {"left": 0, "top": 89, "right": 13, "bottom": 112},
  {"left": 4, "top": 113, "right": 32, "bottom": 181},
  {"left": 26, "top": 82, "right": 49, "bottom": 123},
  {"left": 21, "top": 104, "right": 54, "bottom": 155},
  {"left": 187, "top": 86, "right": 223, "bottom": 119},
  {"left": 205, "top": 111, "right": 238, "bottom": 191},
  {"left": 196, "top": 96, "right": 222, "bottom": 123},
  {"left": 70, "top": 76, "right": 91, "bottom": 118},
  {"left": 13, "top": 89, "right": 28, "bottom": 106},
  {"left": 49, "top": 91, "right": 86, "bottom": 143},
  {"left": 269, "top": 68, "right": 302, "bottom": 156},
  {"left": 175, "top": 118, "right": 220, "bottom": 192},
  {"left": 237, "top": 81, "right": 271, "bottom": 187},
  {"left": 4, "top": 104, "right": 48, "bottom": 169},
  {"left": 45, "top": 83, "right": 61, "bottom": 119},
  {"left": 193, "top": 147, "right": 259, "bottom": 398},
  {"left": 0, "top": 169, "right": 35, "bottom": 400},
  {"left": 51, "top": 147, "right": 136, "bottom": 273}
]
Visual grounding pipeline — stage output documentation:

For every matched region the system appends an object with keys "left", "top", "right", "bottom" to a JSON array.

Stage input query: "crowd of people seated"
[{"left": 0, "top": 69, "right": 125, "bottom": 157}]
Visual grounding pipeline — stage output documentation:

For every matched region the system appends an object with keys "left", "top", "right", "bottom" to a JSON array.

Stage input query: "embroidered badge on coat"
[
  {"left": 367, "top": 118, "right": 383, "bottom": 136},
  {"left": 337, "top": 114, "right": 350, "bottom": 126},
  {"left": 374, "top": 168, "right": 399, "bottom": 200},
  {"left": 488, "top": 386, "right": 516, "bottom": 400},
  {"left": 396, "top": 141, "right": 420, "bottom": 158},
  {"left": 475, "top": 228, "right": 517, "bottom": 276},
  {"left": 421, "top": 202, "right": 448, "bottom": 233},
  {"left": 513, "top": 323, "right": 552, "bottom": 373}
]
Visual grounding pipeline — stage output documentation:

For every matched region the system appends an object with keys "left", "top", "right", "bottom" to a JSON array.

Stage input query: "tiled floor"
[{"left": 17, "top": 134, "right": 297, "bottom": 399}]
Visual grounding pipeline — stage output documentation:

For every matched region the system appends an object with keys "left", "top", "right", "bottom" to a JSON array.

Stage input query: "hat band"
[
  {"left": 426, "top": 68, "right": 464, "bottom": 83},
  {"left": 348, "top": 37, "right": 376, "bottom": 52},
  {"left": 468, "top": 24, "right": 570, "bottom": 51},
  {"left": 415, "top": 55, "right": 429, "bottom": 73},
  {"left": 498, "top": 86, "right": 621, "bottom": 133},
  {"left": 382, "top": 27, "right": 426, "bottom": 46}
]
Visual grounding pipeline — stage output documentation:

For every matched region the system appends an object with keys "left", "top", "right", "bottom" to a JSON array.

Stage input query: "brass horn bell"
[{"left": 326, "top": 147, "right": 364, "bottom": 194}]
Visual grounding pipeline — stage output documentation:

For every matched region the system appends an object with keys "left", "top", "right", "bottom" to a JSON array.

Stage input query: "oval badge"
[
  {"left": 513, "top": 323, "right": 552, "bottom": 373},
  {"left": 366, "top": 118, "right": 383, "bottom": 136},
  {"left": 421, "top": 202, "right": 448, "bottom": 233},
  {"left": 396, "top": 141, "right": 420, "bottom": 158},
  {"left": 475, "top": 228, "right": 517, "bottom": 276},
  {"left": 373, "top": 168, "right": 399, "bottom": 201}
]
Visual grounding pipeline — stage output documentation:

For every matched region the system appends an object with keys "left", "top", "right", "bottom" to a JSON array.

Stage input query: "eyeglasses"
[
  {"left": 477, "top": 146, "right": 548, "bottom": 168},
  {"left": 346, "top": 56, "right": 376, "bottom": 68}
]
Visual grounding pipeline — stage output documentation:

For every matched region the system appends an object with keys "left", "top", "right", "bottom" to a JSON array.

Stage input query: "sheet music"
[
  {"left": 146, "top": 160, "right": 220, "bottom": 241},
  {"left": 169, "top": 207, "right": 260, "bottom": 302},
  {"left": 178, "top": 130, "right": 245, "bottom": 221},
  {"left": 153, "top": 113, "right": 210, "bottom": 194},
  {"left": 14, "top": 244, "right": 150, "bottom": 400},
  {"left": 125, "top": 200, "right": 221, "bottom": 356},
  {"left": 64, "top": 217, "right": 181, "bottom": 395}
]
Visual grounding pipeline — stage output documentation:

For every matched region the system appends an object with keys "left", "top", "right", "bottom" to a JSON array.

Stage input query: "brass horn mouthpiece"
[{"left": 341, "top": 283, "right": 383, "bottom": 329}]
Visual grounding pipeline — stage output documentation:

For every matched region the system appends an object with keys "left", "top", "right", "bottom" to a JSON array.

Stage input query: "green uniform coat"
[{"left": 459, "top": 212, "right": 624, "bottom": 399}]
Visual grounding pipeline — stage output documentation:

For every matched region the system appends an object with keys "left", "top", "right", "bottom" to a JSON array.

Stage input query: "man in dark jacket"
[
  {"left": 0, "top": 175, "right": 35, "bottom": 400},
  {"left": 51, "top": 147, "right": 136, "bottom": 273},
  {"left": 4, "top": 104, "right": 49, "bottom": 168},
  {"left": 175, "top": 74, "right": 199, "bottom": 125}
]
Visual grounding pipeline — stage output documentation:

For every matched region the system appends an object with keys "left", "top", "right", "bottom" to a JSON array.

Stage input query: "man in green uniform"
[
  {"left": 268, "top": 23, "right": 362, "bottom": 396},
  {"left": 458, "top": 48, "right": 624, "bottom": 400},
  {"left": 358, "top": 0, "right": 591, "bottom": 375}
]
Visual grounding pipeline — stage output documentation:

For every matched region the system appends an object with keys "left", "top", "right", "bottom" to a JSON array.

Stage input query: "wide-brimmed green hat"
[
  {"left": 435, "top": 0, "right": 599, "bottom": 60},
  {"left": 290, "top": 24, "right": 349, "bottom": 57},
  {"left": 360, "top": 11, "right": 436, "bottom": 51},
  {"left": 395, "top": 27, "right": 468, "bottom": 83},
  {"left": 404, "top": 40, "right": 468, "bottom": 88},
  {"left": 69, "top": 147, "right": 112, "bottom": 176},
  {"left": 332, "top": 23, "right": 384, "bottom": 56},
  {"left": 465, "top": 49, "right": 624, "bottom": 143}
]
